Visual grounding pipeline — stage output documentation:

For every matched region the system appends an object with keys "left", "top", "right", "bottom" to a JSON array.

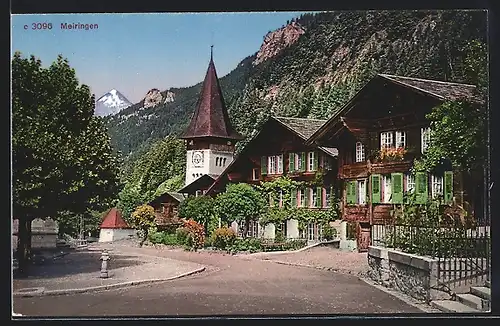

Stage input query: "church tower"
[{"left": 180, "top": 47, "right": 243, "bottom": 186}]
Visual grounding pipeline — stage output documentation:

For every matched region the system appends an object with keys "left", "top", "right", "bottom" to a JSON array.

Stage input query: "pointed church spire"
[
  {"left": 180, "top": 50, "right": 243, "bottom": 141},
  {"left": 210, "top": 45, "right": 214, "bottom": 62}
]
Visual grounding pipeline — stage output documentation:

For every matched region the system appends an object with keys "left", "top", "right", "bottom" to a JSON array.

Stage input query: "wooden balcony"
[
  {"left": 339, "top": 162, "right": 368, "bottom": 179},
  {"left": 370, "top": 160, "right": 413, "bottom": 174},
  {"left": 343, "top": 205, "right": 369, "bottom": 222}
]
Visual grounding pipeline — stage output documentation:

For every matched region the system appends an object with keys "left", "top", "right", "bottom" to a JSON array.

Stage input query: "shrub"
[
  {"left": 322, "top": 224, "right": 337, "bottom": 241},
  {"left": 228, "top": 237, "right": 262, "bottom": 254},
  {"left": 149, "top": 231, "right": 180, "bottom": 246},
  {"left": 211, "top": 227, "right": 237, "bottom": 249},
  {"left": 176, "top": 227, "right": 189, "bottom": 245},
  {"left": 182, "top": 219, "right": 205, "bottom": 250},
  {"left": 274, "top": 230, "right": 286, "bottom": 243}
]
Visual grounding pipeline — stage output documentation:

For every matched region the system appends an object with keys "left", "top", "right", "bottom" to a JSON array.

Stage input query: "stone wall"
[
  {"left": 31, "top": 218, "right": 58, "bottom": 249},
  {"left": 367, "top": 246, "right": 450, "bottom": 303}
]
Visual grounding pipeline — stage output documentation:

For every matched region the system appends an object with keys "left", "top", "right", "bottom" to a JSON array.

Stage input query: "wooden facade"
[
  {"left": 206, "top": 116, "right": 339, "bottom": 241},
  {"left": 148, "top": 192, "right": 186, "bottom": 230},
  {"left": 307, "top": 74, "right": 483, "bottom": 252}
]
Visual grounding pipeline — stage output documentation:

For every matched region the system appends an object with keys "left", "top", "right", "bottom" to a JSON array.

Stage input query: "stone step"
[
  {"left": 471, "top": 286, "right": 491, "bottom": 301},
  {"left": 456, "top": 293, "right": 489, "bottom": 311},
  {"left": 431, "top": 300, "right": 480, "bottom": 313}
]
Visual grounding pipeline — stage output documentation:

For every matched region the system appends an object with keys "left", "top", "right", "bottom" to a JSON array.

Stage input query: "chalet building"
[
  {"left": 179, "top": 47, "right": 243, "bottom": 193},
  {"left": 206, "top": 116, "right": 339, "bottom": 243},
  {"left": 307, "top": 73, "right": 484, "bottom": 252},
  {"left": 148, "top": 192, "right": 186, "bottom": 230}
]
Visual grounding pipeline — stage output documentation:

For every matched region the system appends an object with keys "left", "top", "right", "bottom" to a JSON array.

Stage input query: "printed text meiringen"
[{"left": 60, "top": 23, "right": 99, "bottom": 30}]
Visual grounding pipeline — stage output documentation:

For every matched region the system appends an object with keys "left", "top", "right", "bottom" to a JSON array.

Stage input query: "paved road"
[{"left": 13, "top": 245, "right": 423, "bottom": 316}]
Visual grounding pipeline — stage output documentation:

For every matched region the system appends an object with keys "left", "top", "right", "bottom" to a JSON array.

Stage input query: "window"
[
  {"left": 431, "top": 175, "right": 444, "bottom": 199},
  {"left": 381, "top": 131, "right": 406, "bottom": 149},
  {"left": 324, "top": 187, "right": 331, "bottom": 208},
  {"left": 277, "top": 155, "right": 283, "bottom": 174},
  {"left": 405, "top": 173, "right": 415, "bottom": 194},
  {"left": 323, "top": 155, "right": 333, "bottom": 170},
  {"left": 382, "top": 175, "right": 392, "bottom": 203},
  {"left": 267, "top": 155, "right": 283, "bottom": 175},
  {"left": 223, "top": 157, "right": 227, "bottom": 167},
  {"left": 311, "top": 188, "right": 318, "bottom": 208},
  {"left": 308, "top": 223, "right": 315, "bottom": 241},
  {"left": 298, "top": 189, "right": 306, "bottom": 207},
  {"left": 421, "top": 127, "right": 431, "bottom": 153},
  {"left": 308, "top": 152, "right": 315, "bottom": 171},
  {"left": 252, "top": 168, "right": 259, "bottom": 181},
  {"left": 247, "top": 220, "right": 259, "bottom": 238},
  {"left": 395, "top": 131, "right": 406, "bottom": 148},
  {"left": 355, "top": 142, "right": 365, "bottom": 162},
  {"left": 357, "top": 179, "right": 366, "bottom": 205},
  {"left": 297, "top": 152, "right": 305, "bottom": 171},
  {"left": 380, "top": 131, "right": 394, "bottom": 149},
  {"left": 268, "top": 156, "right": 277, "bottom": 174}
]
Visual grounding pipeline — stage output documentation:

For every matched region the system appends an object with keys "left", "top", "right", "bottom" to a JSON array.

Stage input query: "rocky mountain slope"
[{"left": 105, "top": 10, "right": 487, "bottom": 166}]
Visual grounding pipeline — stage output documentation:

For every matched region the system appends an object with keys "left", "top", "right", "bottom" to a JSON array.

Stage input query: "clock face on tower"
[{"left": 192, "top": 151, "right": 204, "bottom": 167}]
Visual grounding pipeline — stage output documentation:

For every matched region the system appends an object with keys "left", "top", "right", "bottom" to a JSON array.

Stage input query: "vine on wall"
[{"left": 256, "top": 175, "right": 340, "bottom": 231}]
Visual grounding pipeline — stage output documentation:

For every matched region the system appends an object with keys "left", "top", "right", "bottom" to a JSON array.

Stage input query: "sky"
[{"left": 11, "top": 12, "right": 312, "bottom": 103}]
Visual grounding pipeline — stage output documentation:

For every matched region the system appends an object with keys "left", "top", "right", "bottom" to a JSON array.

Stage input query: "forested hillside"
[{"left": 106, "top": 10, "right": 487, "bottom": 170}]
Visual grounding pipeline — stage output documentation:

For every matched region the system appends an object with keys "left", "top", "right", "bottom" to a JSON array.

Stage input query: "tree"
[
  {"left": 117, "top": 183, "right": 149, "bottom": 225},
  {"left": 131, "top": 204, "right": 156, "bottom": 247},
  {"left": 215, "top": 183, "right": 267, "bottom": 238},
  {"left": 178, "top": 196, "right": 216, "bottom": 235},
  {"left": 117, "top": 136, "right": 186, "bottom": 222},
  {"left": 12, "top": 52, "right": 121, "bottom": 272}
]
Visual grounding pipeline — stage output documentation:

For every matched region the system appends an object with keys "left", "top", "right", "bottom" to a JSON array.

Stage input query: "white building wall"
[
  {"left": 185, "top": 149, "right": 235, "bottom": 185},
  {"left": 99, "top": 228, "right": 136, "bottom": 243},
  {"left": 286, "top": 219, "right": 299, "bottom": 238},
  {"left": 263, "top": 224, "right": 275, "bottom": 239}
]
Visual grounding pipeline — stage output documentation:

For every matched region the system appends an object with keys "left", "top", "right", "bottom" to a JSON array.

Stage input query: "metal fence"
[{"left": 371, "top": 221, "right": 491, "bottom": 289}]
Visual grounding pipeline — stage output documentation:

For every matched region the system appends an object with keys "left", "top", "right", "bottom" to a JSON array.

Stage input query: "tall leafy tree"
[
  {"left": 12, "top": 52, "right": 120, "bottom": 271},
  {"left": 215, "top": 183, "right": 267, "bottom": 238}
]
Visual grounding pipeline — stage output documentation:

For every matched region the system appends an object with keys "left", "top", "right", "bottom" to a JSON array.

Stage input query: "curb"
[
  {"left": 241, "top": 240, "right": 340, "bottom": 258},
  {"left": 261, "top": 259, "right": 439, "bottom": 313},
  {"left": 264, "top": 259, "right": 363, "bottom": 276},
  {"left": 13, "top": 266, "right": 206, "bottom": 298},
  {"left": 358, "top": 276, "right": 443, "bottom": 314}
]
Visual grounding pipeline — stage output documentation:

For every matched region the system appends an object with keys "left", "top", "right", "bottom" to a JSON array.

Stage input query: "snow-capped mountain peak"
[{"left": 95, "top": 89, "right": 133, "bottom": 117}]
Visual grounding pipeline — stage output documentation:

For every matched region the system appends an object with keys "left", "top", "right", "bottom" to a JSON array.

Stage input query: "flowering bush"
[
  {"left": 377, "top": 147, "right": 407, "bottom": 162},
  {"left": 211, "top": 227, "right": 237, "bottom": 249},
  {"left": 181, "top": 219, "right": 205, "bottom": 250}
]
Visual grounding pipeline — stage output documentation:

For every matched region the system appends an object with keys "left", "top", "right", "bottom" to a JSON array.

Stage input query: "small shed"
[
  {"left": 149, "top": 192, "right": 187, "bottom": 231},
  {"left": 98, "top": 208, "right": 135, "bottom": 243}
]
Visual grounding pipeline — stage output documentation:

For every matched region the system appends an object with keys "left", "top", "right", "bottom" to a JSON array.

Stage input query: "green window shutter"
[
  {"left": 444, "top": 171, "right": 453, "bottom": 204},
  {"left": 300, "top": 152, "right": 306, "bottom": 171},
  {"left": 371, "top": 174, "right": 381, "bottom": 204},
  {"left": 288, "top": 153, "right": 295, "bottom": 172},
  {"left": 347, "top": 181, "right": 356, "bottom": 205},
  {"left": 304, "top": 188, "right": 309, "bottom": 207},
  {"left": 316, "top": 187, "right": 322, "bottom": 207},
  {"left": 329, "top": 186, "right": 334, "bottom": 206},
  {"left": 291, "top": 189, "right": 297, "bottom": 207},
  {"left": 415, "top": 172, "right": 428, "bottom": 204},
  {"left": 391, "top": 173, "right": 404, "bottom": 204},
  {"left": 261, "top": 156, "right": 267, "bottom": 176},
  {"left": 313, "top": 151, "right": 318, "bottom": 171}
]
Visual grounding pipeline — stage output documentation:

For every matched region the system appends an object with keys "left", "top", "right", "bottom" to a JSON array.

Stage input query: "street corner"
[{"left": 13, "top": 287, "right": 46, "bottom": 298}]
